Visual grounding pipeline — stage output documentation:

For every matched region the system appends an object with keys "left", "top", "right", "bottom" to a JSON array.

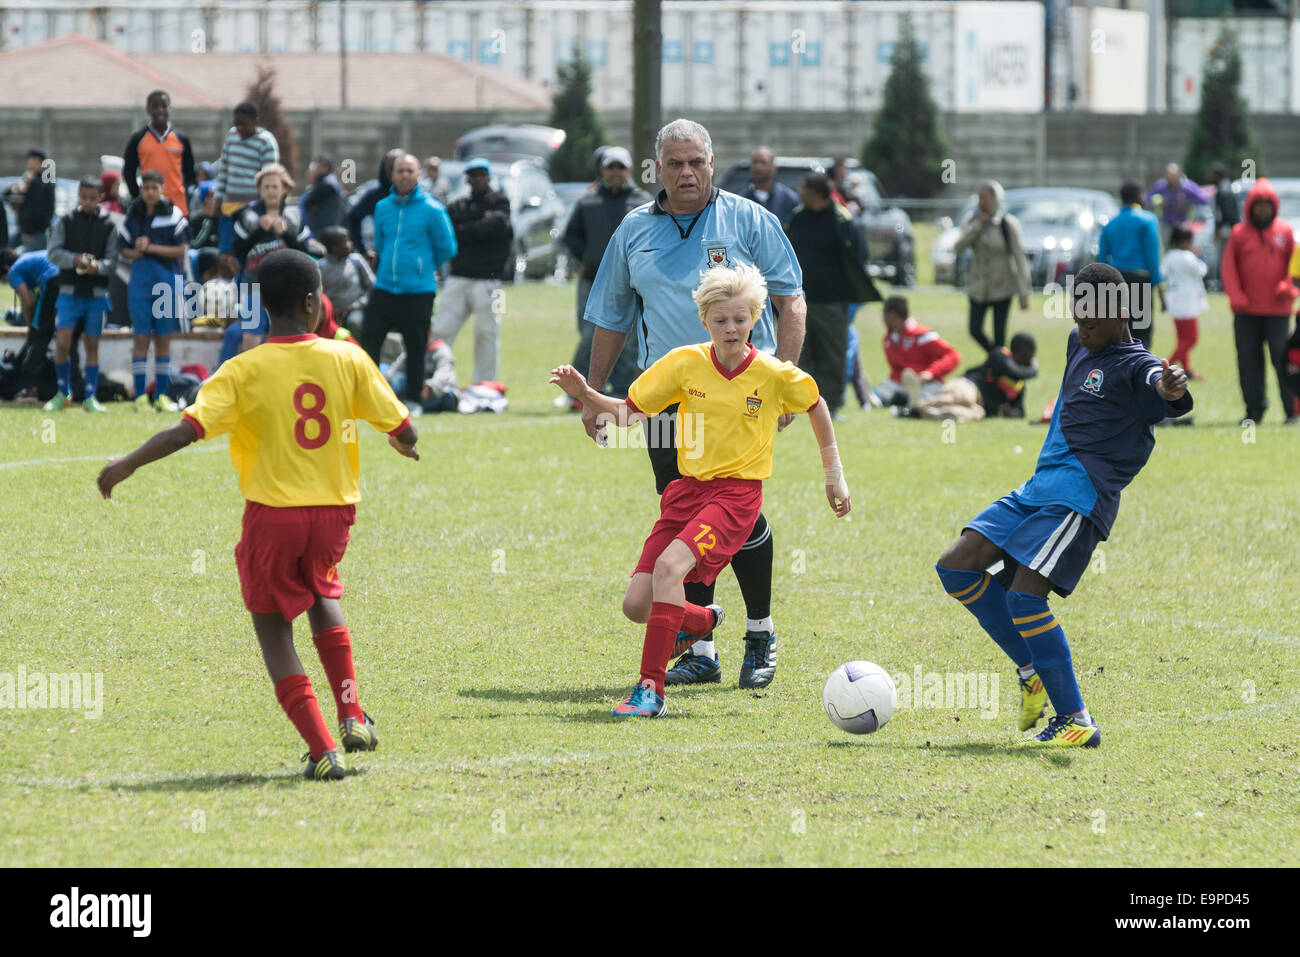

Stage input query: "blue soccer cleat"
[{"left": 612, "top": 682, "right": 667, "bottom": 718}]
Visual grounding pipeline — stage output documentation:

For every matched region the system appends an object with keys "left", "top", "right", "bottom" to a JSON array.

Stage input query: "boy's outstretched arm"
[
  {"left": 550, "top": 365, "right": 646, "bottom": 432},
  {"left": 388, "top": 421, "right": 419, "bottom": 460},
  {"left": 98, "top": 421, "right": 198, "bottom": 499},
  {"left": 807, "top": 399, "right": 851, "bottom": 518}
]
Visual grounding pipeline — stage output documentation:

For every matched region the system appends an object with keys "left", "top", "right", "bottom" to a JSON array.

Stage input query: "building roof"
[{"left": 0, "top": 34, "right": 551, "bottom": 110}]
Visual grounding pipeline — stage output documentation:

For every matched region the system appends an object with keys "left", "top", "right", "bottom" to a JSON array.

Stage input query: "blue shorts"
[
  {"left": 55, "top": 294, "right": 110, "bottom": 335},
  {"left": 965, "top": 491, "right": 1102, "bottom": 597},
  {"left": 128, "top": 274, "right": 183, "bottom": 336}
]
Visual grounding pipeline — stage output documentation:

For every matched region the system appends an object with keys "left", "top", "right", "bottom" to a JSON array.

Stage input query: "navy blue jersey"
[{"left": 1017, "top": 330, "right": 1192, "bottom": 537}]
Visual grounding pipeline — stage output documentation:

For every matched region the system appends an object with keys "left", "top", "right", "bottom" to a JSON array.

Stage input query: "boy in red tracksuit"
[
  {"left": 874, "top": 294, "right": 961, "bottom": 414},
  {"left": 1220, "top": 177, "right": 1298, "bottom": 425}
]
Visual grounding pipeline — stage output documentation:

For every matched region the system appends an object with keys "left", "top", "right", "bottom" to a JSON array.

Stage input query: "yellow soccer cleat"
[
  {"left": 1019, "top": 714, "right": 1100, "bottom": 748},
  {"left": 1018, "top": 672, "right": 1048, "bottom": 731}
]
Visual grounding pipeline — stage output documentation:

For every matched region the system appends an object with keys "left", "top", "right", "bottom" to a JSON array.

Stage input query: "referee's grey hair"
[{"left": 655, "top": 119, "right": 713, "bottom": 163}]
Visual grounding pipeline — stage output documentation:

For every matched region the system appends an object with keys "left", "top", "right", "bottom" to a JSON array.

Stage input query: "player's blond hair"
[
  {"left": 255, "top": 163, "right": 295, "bottom": 192},
  {"left": 692, "top": 263, "right": 768, "bottom": 322}
]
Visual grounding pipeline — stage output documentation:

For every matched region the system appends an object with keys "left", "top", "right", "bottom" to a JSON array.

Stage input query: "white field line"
[{"left": 0, "top": 445, "right": 227, "bottom": 470}]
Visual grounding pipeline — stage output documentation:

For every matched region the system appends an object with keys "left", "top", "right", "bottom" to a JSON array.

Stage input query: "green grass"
[{"left": 2, "top": 280, "right": 1298, "bottom": 867}]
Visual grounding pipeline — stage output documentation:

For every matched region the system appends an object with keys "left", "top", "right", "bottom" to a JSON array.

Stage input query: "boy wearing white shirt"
[{"left": 1162, "top": 225, "right": 1207, "bottom": 380}]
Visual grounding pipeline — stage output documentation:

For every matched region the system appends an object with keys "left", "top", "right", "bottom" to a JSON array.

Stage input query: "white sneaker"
[
  {"left": 901, "top": 368, "right": 922, "bottom": 410},
  {"left": 403, "top": 400, "right": 424, "bottom": 418}
]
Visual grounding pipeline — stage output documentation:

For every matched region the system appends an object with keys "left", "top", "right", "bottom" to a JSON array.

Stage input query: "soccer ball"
[{"left": 823, "top": 661, "right": 896, "bottom": 734}]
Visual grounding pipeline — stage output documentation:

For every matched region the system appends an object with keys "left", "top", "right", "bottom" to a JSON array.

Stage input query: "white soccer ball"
[{"left": 823, "top": 661, "right": 897, "bottom": 735}]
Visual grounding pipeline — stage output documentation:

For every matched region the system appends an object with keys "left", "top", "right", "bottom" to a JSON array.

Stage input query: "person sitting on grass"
[
  {"left": 97, "top": 249, "right": 420, "bottom": 781},
  {"left": 965, "top": 331, "right": 1038, "bottom": 418},
  {"left": 550, "top": 263, "right": 851, "bottom": 719},
  {"left": 874, "top": 294, "right": 961, "bottom": 416},
  {"left": 934, "top": 262, "right": 1191, "bottom": 749}
]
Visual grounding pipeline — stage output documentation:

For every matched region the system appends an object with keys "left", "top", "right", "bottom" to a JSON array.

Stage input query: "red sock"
[
  {"left": 274, "top": 673, "right": 335, "bottom": 760},
  {"left": 641, "top": 602, "right": 685, "bottom": 696},
  {"left": 312, "top": 626, "right": 364, "bottom": 723},
  {"left": 680, "top": 602, "right": 716, "bottom": 639}
]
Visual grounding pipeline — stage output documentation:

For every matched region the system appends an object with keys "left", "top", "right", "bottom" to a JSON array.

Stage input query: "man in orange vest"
[{"left": 123, "top": 89, "right": 196, "bottom": 217}]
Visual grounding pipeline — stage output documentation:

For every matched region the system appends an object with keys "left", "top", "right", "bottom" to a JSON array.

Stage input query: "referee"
[{"left": 582, "top": 118, "right": 807, "bottom": 689}]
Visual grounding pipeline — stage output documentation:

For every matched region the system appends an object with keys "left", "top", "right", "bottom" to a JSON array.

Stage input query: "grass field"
[{"left": 2, "top": 277, "right": 1298, "bottom": 867}]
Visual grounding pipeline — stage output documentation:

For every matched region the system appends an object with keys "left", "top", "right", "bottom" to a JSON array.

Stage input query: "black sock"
[
  {"left": 683, "top": 580, "right": 714, "bottom": 612},
  {"left": 730, "top": 514, "right": 773, "bottom": 621}
]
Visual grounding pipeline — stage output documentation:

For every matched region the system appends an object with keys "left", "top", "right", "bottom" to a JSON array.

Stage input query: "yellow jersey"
[
  {"left": 627, "top": 343, "right": 820, "bottom": 481},
  {"left": 182, "top": 334, "right": 410, "bottom": 507}
]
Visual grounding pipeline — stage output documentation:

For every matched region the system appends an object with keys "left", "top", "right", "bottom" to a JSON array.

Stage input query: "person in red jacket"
[
  {"left": 874, "top": 294, "right": 961, "bottom": 414},
  {"left": 1221, "top": 178, "right": 1299, "bottom": 425}
]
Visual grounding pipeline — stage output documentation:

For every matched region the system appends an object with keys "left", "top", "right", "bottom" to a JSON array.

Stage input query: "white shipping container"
[
  {"left": 1170, "top": 16, "right": 1291, "bottom": 115},
  {"left": 849, "top": 1, "right": 958, "bottom": 112},
  {"left": 1293, "top": 20, "right": 1300, "bottom": 113},
  {"left": 953, "top": 1, "right": 1043, "bottom": 112},
  {"left": 1069, "top": 6, "right": 1147, "bottom": 113}
]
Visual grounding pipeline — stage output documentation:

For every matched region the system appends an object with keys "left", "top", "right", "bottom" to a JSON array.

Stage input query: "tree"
[
  {"left": 1183, "top": 17, "right": 1262, "bottom": 184},
  {"left": 548, "top": 43, "right": 610, "bottom": 183},
  {"left": 245, "top": 62, "right": 300, "bottom": 181},
  {"left": 861, "top": 14, "right": 949, "bottom": 198}
]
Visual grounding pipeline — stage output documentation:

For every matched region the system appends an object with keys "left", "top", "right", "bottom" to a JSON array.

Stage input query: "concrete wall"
[{"left": 4, "top": 107, "right": 1296, "bottom": 207}]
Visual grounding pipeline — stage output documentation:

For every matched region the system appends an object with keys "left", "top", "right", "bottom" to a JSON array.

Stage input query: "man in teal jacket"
[{"left": 361, "top": 152, "right": 457, "bottom": 408}]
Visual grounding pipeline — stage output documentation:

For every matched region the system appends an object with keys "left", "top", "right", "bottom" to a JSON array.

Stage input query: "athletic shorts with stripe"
[{"left": 964, "top": 490, "right": 1102, "bottom": 598}]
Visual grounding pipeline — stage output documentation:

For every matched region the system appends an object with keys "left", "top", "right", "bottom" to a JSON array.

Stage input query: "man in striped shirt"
[{"left": 215, "top": 101, "right": 279, "bottom": 273}]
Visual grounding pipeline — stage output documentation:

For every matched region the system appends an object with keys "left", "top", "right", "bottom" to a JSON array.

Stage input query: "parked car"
[
  {"left": 441, "top": 159, "right": 568, "bottom": 281},
  {"left": 933, "top": 188, "right": 1118, "bottom": 290},
  {"left": 453, "top": 124, "right": 567, "bottom": 170},
  {"left": 718, "top": 156, "right": 915, "bottom": 286}
]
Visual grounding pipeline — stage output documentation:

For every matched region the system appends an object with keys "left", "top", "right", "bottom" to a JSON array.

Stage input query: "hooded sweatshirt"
[
  {"left": 1221, "top": 178, "right": 1297, "bottom": 317},
  {"left": 953, "top": 180, "right": 1031, "bottom": 303}
]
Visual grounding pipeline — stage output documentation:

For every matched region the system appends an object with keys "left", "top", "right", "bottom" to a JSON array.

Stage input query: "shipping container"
[
  {"left": 1069, "top": 6, "right": 1148, "bottom": 113},
  {"left": 1170, "top": 15, "right": 1292, "bottom": 115}
]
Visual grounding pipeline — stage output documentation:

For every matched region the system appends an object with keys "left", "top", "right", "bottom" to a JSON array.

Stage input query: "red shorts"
[
  {"left": 234, "top": 501, "right": 356, "bottom": 620},
  {"left": 633, "top": 477, "right": 763, "bottom": 585}
]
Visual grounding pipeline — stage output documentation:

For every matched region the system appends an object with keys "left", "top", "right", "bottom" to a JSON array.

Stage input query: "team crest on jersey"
[
  {"left": 744, "top": 389, "right": 762, "bottom": 417},
  {"left": 1081, "top": 368, "right": 1104, "bottom": 396},
  {"left": 707, "top": 247, "right": 730, "bottom": 268}
]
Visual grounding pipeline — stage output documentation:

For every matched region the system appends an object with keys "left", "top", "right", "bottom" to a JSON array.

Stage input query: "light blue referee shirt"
[{"left": 585, "top": 187, "right": 803, "bottom": 368}]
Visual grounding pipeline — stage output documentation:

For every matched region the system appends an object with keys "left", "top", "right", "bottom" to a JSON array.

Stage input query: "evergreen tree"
[
  {"left": 1183, "top": 17, "right": 1262, "bottom": 183},
  {"left": 245, "top": 62, "right": 301, "bottom": 180},
  {"left": 548, "top": 44, "right": 610, "bottom": 183},
  {"left": 861, "top": 14, "right": 949, "bottom": 198}
]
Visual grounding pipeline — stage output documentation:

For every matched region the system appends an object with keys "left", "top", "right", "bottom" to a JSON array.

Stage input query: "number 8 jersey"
[{"left": 182, "top": 333, "right": 411, "bottom": 506}]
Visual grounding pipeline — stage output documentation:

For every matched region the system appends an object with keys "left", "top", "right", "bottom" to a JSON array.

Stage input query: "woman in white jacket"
[{"left": 954, "top": 180, "right": 1032, "bottom": 354}]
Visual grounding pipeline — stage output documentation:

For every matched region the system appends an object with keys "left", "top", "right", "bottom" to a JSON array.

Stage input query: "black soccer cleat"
[
  {"left": 302, "top": 748, "right": 347, "bottom": 781},
  {"left": 664, "top": 650, "right": 722, "bottom": 686},
  {"left": 340, "top": 712, "right": 378, "bottom": 753},
  {"left": 738, "top": 631, "right": 777, "bottom": 689}
]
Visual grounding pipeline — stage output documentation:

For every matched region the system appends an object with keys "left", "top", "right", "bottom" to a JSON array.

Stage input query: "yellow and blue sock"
[
  {"left": 936, "top": 565, "right": 1032, "bottom": 667},
  {"left": 55, "top": 360, "right": 71, "bottom": 397},
  {"left": 1006, "top": 590, "right": 1084, "bottom": 716},
  {"left": 132, "top": 357, "right": 148, "bottom": 399}
]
